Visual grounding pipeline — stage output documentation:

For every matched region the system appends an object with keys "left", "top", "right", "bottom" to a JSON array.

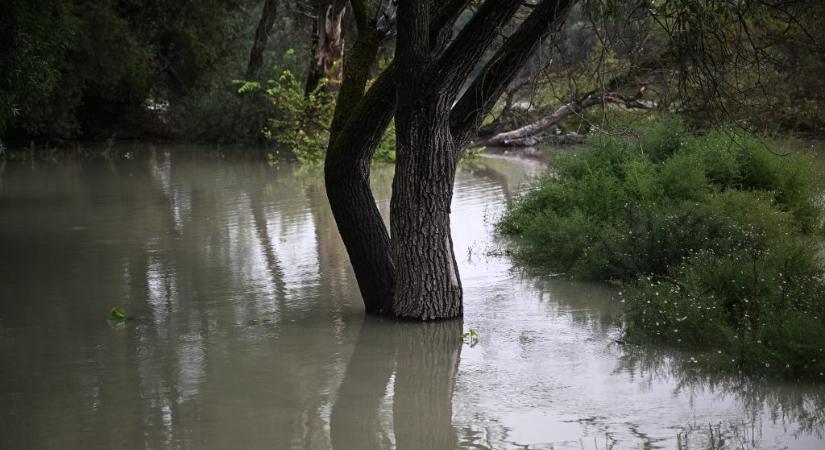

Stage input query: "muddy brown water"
[{"left": 1, "top": 148, "right": 823, "bottom": 449}]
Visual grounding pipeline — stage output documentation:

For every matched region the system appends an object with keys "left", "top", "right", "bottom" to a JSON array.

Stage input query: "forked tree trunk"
[
  {"left": 388, "top": 0, "right": 527, "bottom": 320},
  {"left": 324, "top": 0, "right": 574, "bottom": 320}
]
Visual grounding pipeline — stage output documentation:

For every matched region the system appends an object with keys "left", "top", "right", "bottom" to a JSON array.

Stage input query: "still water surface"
[{"left": 1, "top": 149, "right": 824, "bottom": 449}]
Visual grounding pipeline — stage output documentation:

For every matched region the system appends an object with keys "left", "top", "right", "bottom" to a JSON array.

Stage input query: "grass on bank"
[{"left": 499, "top": 118, "right": 825, "bottom": 379}]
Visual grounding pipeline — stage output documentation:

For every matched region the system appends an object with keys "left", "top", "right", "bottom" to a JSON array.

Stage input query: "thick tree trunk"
[
  {"left": 324, "top": 80, "right": 395, "bottom": 315},
  {"left": 388, "top": 0, "right": 525, "bottom": 320},
  {"left": 391, "top": 101, "right": 462, "bottom": 319},
  {"left": 305, "top": 1, "right": 347, "bottom": 95},
  {"left": 246, "top": 0, "right": 278, "bottom": 79},
  {"left": 322, "top": 2, "right": 398, "bottom": 315}
]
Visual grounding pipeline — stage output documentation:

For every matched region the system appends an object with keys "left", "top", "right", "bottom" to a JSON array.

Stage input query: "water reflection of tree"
[
  {"left": 617, "top": 347, "right": 825, "bottom": 443},
  {"left": 527, "top": 275, "right": 624, "bottom": 336},
  {"left": 331, "top": 319, "right": 463, "bottom": 450},
  {"left": 458, "top": 154, "right": 546, "bottom": 200},
  {"left": 52, "top": 152, "right": 357, "bottom": 448},
  {"left": 16, "top": 150, "right": 823, "bottom": 449},
  {"left": 1, "top": 152, "right": 467, "bottom": 448},
  {"left": 522, "top": 270, "right": 825, "bottom": 448}
]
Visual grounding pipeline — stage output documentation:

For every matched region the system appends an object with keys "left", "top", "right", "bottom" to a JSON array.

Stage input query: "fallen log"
[
  {"left": 493, "top": 131, "right": 588, "bottom": 147},
  {"left": 474, "top": 91, "right": 652, "bottom": 148}
]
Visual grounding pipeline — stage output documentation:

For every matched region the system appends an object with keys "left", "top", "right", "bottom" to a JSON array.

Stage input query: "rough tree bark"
[
  {"left": 324, "top": 0, "right": 575, "bottom": 320},
  {"left": 305, "top": 0, "right": 348, "bottom": 95},
  {"left": 246, "top": 0, "right": 279, "bottom": 79},
  {"left": 390, "top": 0, "right": 526, "bottom": 319},
  {"left": 391, "top": 0, "right": 575, "bottom": 319}
]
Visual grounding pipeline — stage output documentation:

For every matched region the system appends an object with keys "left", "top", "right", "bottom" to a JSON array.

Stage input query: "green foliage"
[
  {"left": 1, "top": 0, "right": 252, "bottom": 142},
  {"left": 259, "top": 66, "right": 336, "bottom": 165},
  {"left": 229, "top": 49, "right": 336, "bottom": 164},
  {"left": 461, "top": 328, "right": 480, "bottom": 347},
  {"left": 653, "top": 0, "right": 825, "bottom": 132},
  {"left": 500, "top": 118, "right": 825, "bottom": 378},
  {"left": 106, "top": 306, "right": 127, "bottom": 323},
  {"left": 374, "top": 121, "right": 397, "bottom": 163},
  {"left": 246, "top": 51, "right": 397, "bottom": 165},
  {"left": 519, "top": 0, "right": 825, "bottom": 138}
]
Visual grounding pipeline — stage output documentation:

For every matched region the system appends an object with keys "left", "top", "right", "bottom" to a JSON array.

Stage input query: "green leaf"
[{"left": 106, "top": 306, "right": 127, "bottom": 322}]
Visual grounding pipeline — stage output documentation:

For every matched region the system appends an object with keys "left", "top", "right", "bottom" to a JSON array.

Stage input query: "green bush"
[
  {"left": 257, "top": 66, "right": 336, "bottom": 165},
  {"left": 500, "top": 118, "right": 825, "bottom": 379},
  {"left": 241, "top": 52, "right": 397, "bottom": 165}
]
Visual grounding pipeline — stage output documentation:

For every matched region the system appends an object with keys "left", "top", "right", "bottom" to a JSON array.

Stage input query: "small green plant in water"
[
  {"left": 462, "top": 328, "right": 480, "bottom": 347},
  {"left": 106, "top": 307, "right": 127, "bottom": 323}
]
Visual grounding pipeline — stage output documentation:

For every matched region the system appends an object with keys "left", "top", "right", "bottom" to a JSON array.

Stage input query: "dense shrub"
[{"left": 499, "top": 118, "right": 825, "bottom": 379}]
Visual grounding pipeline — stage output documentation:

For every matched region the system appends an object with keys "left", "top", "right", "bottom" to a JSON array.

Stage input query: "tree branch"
[
  {"left": 429, "top": 0, "right": 524, "bottom": 100},
  {"left": 450, "top": 0, "right": 575, "bottom": 155},
  {"left": 328, "top": 64, "right": 397, "bottom": 161},
  {"left": 429, "top": 0, "right": 473, "bottom": 52},
  {"left": 328, "top": 26, "right": 384, "bottom": 142},
  {"left": 475, "top": 91, "right": 652, "bottom": 147}
]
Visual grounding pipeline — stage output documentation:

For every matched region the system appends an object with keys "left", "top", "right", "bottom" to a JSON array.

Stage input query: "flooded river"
[{"left": 1, "top": 148, "right": 823, "bottom": 449}]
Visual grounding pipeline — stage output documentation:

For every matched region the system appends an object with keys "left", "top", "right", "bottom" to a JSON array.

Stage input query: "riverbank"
[{"left": 499, "top": 119, "right": 825, "bottom": 380}]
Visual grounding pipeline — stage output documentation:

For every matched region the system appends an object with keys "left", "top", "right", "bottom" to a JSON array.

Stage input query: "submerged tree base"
[{"left": 499, "top": 118, "right": 825, "bottom": 380}]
